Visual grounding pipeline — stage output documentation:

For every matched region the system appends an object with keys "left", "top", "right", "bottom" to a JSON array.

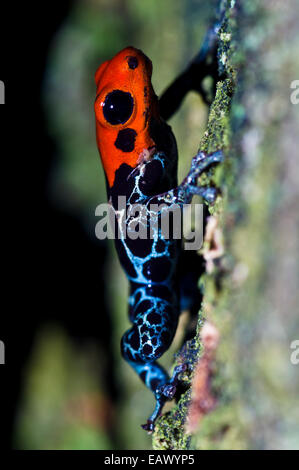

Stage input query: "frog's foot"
[
  {"left": 187, "top": 185, "right": 218, "bottom": 205},
  {"left": 188, "top": 150, "right": 224, "bottom": 179},
  {"left": 181, "top": 150, "right": 224, "bottom": 204},
  {"left": 141, "top": 364, "right": 188, "bottom": 433}
]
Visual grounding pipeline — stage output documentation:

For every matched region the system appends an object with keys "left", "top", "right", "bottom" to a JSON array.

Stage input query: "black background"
[{"left": 0, "top": 1, "right": 117, "bottom": 450}]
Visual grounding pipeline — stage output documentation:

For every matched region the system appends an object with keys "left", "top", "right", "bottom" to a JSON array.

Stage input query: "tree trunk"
[{"left": 153, "top": 0, "right": 299, "bottom": 450}]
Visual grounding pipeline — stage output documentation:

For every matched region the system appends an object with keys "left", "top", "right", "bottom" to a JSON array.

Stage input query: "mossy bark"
[{"left": 153, "top": 0, "right": 299, "bottom": 450}]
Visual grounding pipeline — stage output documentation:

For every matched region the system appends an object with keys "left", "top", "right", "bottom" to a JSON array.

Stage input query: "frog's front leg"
[
  {"left": 148, "top": 149, "right": 224, "bottom": 208},
  {"left": 180, "top": 149, "right": 224, "bottom": 204}
]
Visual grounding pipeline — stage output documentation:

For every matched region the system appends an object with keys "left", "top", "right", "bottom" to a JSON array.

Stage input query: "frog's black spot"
[
  {"left": 128, "top": 56, "right": 138, "bottom": 69},
  {"left": 147, "top": 312, "right": 161, "bottom": 325},
  {"left": 115, "top": 128, "right": 137, "bottom": 152},
  {"left": 140, "top": 324, "right": 147, "bottom": 334},
  {"left": 143, "top": 344, "right": 153, "bottom": 356},
  {"left": 143, "top": 257, "right": 172, "bottom": 283},
  {"left": 109, "top": 163, "right": 134, "bottom": 203},
  {"left": 152, "top": 337, "right": 157, "bottom": 346},
  {"left": 130, "top": 330, "right": 140, "bottom": 350},
  {"left": 125, "top": 235, "right": 154, "bottom": 258},
  {"left": 137, "top": 300, "right": 152, "bottom": 314}
]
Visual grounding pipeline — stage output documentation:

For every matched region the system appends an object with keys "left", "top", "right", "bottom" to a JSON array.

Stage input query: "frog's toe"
[
  {"left": 186, "top": 184, "right": 218, "bottom": 204},
  {"left": 141, "top": 419, "right": 155, "bottom": 433},
  {"left": 190, "top": 150, "right": 224, "bottom": 175},
  {"left": 160, "top": 383, "right": 177, "bottom": 400}
]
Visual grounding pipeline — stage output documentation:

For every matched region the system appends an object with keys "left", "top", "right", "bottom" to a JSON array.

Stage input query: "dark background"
[{"left": 0, "top": 1, "right": 113, "bottom": 449}]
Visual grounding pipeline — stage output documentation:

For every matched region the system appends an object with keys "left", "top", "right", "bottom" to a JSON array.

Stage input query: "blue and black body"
[{"left": 94, "top": 19, "right": 224, "bottom": 431}]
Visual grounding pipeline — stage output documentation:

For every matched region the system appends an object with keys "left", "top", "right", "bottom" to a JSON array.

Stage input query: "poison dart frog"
[{"left": 94, "top": 27, "right": 223, "bottom": 432}]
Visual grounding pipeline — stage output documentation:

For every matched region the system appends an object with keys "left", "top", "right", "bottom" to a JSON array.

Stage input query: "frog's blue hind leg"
[
  {"left": 137, "top": 254, "right": 206, "bottom": 432},
  {"left": 128, "top": 360, "right": 169, "bottom": 395},
  {"left": 121, "top": 289, "right": 184, "bottom": 431},
  {"left": 141, "top": 363, "right": 187, "bottom": 432},
  {"left": 122, "top": 359, "right": 187, "bottom": 433}
]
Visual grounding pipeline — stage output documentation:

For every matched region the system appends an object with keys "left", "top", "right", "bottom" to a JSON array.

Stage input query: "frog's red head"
[{"left": 94, "top": 47, "right": 159, "bottom": 188}]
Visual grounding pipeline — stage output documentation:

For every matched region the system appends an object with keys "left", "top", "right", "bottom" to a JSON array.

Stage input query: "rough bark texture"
[{"left": 153, "top": 0, "right": 299, "bottom": 450}]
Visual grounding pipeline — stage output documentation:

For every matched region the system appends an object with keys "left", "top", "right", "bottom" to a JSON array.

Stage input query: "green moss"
[
  {"left": 152, "top": 390, "right": 191, "bottom": 450},
  {"left": 199, "top": 79, "right": 233, "bottom": 154}
]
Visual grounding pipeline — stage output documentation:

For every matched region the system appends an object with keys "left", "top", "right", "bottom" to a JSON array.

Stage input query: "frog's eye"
[{"left": 103, "top": 90, "right": 134, "bottom": 125}]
